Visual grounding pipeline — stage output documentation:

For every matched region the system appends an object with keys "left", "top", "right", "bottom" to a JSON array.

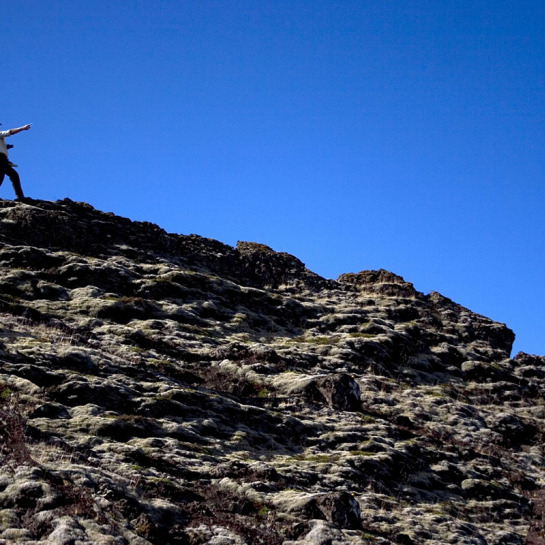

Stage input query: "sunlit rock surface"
[{"left": 0, "top": 198, "right": 543, "bottom": 544}]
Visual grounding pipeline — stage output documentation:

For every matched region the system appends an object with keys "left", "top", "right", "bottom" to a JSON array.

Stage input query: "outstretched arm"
[{"left": 8, "top": 125, "right": 31, "bottom": 135}]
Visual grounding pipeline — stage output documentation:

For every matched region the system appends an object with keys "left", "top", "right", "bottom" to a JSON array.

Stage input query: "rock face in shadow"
[{"left": 0, "top": 198, "right": 541, "bottom": 545}]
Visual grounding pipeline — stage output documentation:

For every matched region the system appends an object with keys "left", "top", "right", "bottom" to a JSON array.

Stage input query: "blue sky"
[{"left": 4, "top": 1, "right": 545, "bottom": 355}]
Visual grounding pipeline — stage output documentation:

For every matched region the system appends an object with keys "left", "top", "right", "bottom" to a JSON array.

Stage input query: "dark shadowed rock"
[
  {"left": 316, "top": 491, "right": 361, "bottom": 529},
  {"left": 236, "top": 241, "right": 333, "bottom": 290},
  {"left": 304, "top": 373, "right": 361, "bottom": 411},
  {"left": 337, "top": 269, "right": 418, "bottom": 297}
]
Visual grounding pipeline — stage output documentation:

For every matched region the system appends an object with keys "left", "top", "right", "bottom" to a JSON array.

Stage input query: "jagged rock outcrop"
[{"left": 0, "top": 198, "right": 543, "bottom": 544}]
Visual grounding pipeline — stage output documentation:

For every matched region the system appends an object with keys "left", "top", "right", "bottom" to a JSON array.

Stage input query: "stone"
[
  {"left": 0, "top": 198, "right": 539, "bottom": 545},
  {"left": 316, "top": 491, "right": 361, "bottom": 529},
  {"left": 304, "top": 373, "right": 361, "bottom": 411}
]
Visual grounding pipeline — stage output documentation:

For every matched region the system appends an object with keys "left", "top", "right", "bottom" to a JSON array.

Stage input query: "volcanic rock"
[{"left": 0, "top": 198, "right": 543, "bottom": 544}]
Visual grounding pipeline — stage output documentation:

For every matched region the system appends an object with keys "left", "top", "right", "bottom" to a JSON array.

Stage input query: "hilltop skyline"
[{"left": 4, "top": 1, "right": 545, "bottom": 354}]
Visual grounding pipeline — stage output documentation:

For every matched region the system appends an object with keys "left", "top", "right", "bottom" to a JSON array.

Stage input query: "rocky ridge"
[{"left": 0, "top": 198, "right": 544, "bottom": 544}]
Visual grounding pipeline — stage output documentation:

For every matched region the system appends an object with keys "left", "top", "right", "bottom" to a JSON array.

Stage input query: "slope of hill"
[{"left": 0, "top": 198, "right": 543, "bottom": 544}]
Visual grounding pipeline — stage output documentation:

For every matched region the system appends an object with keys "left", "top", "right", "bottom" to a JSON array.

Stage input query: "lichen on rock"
[{"left": 0, "top": 198, "right": 541, "bottom": 544}]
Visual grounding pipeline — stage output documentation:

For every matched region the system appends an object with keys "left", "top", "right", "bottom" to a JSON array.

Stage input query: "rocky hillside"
[{"left": 0, "top": 198, "right": 544, "bottom": 545}]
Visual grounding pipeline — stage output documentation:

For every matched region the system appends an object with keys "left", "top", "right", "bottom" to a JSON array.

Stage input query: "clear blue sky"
[{"left": 4, "top": 1, "right": 545, "bottom": 355}]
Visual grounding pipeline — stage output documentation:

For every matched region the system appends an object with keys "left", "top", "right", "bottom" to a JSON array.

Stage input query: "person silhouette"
[{"left": 0, "top": 123, "right": 31, "bottom": 200}]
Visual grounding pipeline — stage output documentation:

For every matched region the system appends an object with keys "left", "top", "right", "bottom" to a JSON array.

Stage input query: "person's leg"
[
  {"left": 4, "top": 164, "right": 25, "bottom": 199},
  {"left": 0, "top": 154, "right": 7, "bottom": 188}
]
